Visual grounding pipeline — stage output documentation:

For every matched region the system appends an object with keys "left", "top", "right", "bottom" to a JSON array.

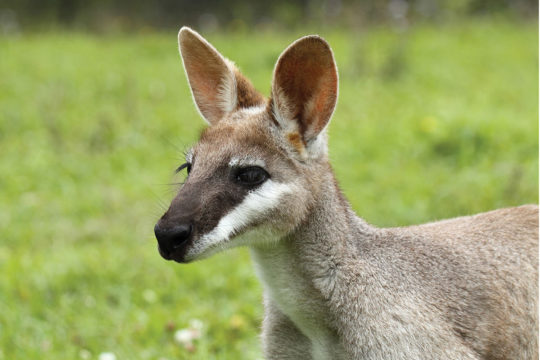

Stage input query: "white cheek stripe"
[{"left": 186, "top": 180, "right": 294, "bottom": 259}]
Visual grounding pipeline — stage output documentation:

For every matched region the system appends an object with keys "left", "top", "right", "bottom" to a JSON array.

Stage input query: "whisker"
[{"left": 147, "top": 188, "right": 169, "bottom": 213}]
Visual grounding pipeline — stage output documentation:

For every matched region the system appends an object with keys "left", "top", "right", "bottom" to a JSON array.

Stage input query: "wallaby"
[{"left": 154, "top": 27, "right": 539, "bottom": 360}]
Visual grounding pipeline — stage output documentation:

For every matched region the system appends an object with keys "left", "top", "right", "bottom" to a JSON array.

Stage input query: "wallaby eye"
[
  {"left": 235, "top": 166, "right": 269, "bottom": 186},
  {"left": 176, "top": 162, "right": 192, "bottom": 174}
]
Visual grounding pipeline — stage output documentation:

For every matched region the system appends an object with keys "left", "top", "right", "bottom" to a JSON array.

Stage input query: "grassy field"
[{"left": 0, "top": 18, "right": 537, "bottom": 359}]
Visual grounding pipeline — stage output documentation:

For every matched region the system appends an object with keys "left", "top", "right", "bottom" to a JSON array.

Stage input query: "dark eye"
[
  {"left": 235, "top": 166, "right": 269, "bottom": 186},
  {"left": 175, "top": 162, "right": 192, "bottom": 174}
]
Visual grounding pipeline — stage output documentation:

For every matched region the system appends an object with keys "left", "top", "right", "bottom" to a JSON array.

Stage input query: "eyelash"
[{"left": 175, "top": 162, "right": 191, "bottom": 174}]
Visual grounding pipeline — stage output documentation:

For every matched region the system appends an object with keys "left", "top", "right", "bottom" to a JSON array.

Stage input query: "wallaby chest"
[{"left": 251, "top": 244, "right": 346, "bottom": 360}]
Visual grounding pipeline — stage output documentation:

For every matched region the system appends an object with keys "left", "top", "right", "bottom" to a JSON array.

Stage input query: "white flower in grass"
[
  {"left": 79, "top": 349, "right": 91, "bottom": 360},
  {"left": 174, "top": 329, "right": 193, "bottom": 344},
  {"left": 174, "top": 319, "right": 205, "bottom": 351},
  {"left": 98, "top": 352, "right": 117, "bottom": 360}
]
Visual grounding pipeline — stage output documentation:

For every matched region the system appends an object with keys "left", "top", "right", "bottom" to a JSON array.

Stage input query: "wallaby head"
[{"left": 154, "top": 27, "right": 339, "bottom": 262}]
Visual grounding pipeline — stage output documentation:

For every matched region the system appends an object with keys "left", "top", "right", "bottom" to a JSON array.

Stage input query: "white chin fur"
[{"left": 184, "top": 180, "right": 294, "bottom": 261}]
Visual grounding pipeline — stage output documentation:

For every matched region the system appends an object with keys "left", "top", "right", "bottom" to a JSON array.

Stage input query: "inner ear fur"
[
  {"left": 271, "top": 35, "right": 338, "bottom": 143},
  {"left": 178, "top": 27, "right": 264, "bottom": 125}
]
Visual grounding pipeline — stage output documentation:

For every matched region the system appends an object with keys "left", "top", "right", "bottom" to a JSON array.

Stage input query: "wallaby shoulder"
[
  {"left": 358, "top": 204, "right": 539, "bottom": 298},
  {"left": 344, "top": 205, "right": 539, "bottom": 359},
  {"left": 392, "top": 204, "right": 538, "bottom": 231},
  {"left": 381, "top": 204, "right": 539, "bottom": 251}
]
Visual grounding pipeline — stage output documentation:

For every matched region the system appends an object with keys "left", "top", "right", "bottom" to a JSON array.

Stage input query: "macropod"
[{"left": 154, "top": 27, "right": 539, "bottom": 360}]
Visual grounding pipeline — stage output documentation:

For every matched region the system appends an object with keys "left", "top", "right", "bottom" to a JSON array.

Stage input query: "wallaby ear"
[
  {"left": 271, "top": 35, "right": 338, "bottom": 148},
  {"left": 178, "top": 27, "right": 234, "bottom": 125},
  {"left": 178, "top": 27, "right": 264, "bottom": 125}
]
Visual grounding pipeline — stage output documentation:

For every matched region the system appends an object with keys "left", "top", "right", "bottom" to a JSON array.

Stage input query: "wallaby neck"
[
  {"left": 250, "top": 173, "right": 375, "bottom": 300},
  {"left": 249, "top": 174, "right": 373, "bottom": 357}
]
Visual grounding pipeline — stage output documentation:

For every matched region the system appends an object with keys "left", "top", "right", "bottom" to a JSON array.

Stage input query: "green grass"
[{"left": 0, "top": 18, "right": 537, "bottom": 359}]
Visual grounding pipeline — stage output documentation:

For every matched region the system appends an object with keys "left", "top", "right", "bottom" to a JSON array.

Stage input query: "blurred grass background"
[{"left": 0, "top": 1, "right": 538, "bottom": 359}]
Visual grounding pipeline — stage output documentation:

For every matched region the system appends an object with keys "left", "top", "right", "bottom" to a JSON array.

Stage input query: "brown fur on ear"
[
  {"left": 178, "top": 27, "right": 265, "bottom": 125},
  {"left": 271, "top": 35, "right": 338, "bottom": 144},
  {"left": 234, "top": 68, "right": 266, "bottom": 109}
]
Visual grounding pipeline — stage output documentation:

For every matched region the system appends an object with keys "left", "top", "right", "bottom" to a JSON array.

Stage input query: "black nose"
[{"left": 154, "top": 223, "right": 192, "bottom": 257}]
